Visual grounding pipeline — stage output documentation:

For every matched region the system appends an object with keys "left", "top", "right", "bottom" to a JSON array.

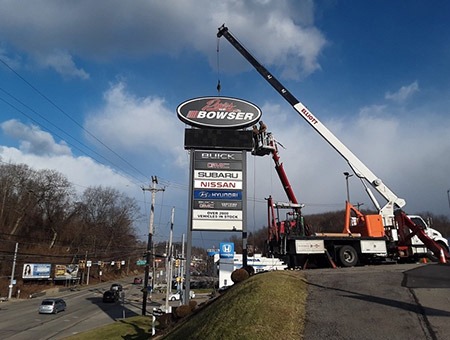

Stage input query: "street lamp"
[
  {"left": 343, "top": 172, "right": 353, "bottom": 203},
  {"left": 447, "top": 189, "right": 450, "bottom": 210}
]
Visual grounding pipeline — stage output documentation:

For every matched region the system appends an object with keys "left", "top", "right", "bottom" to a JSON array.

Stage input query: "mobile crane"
[{"left": 217, "top": 25, "right": 450, "bottom": 267}]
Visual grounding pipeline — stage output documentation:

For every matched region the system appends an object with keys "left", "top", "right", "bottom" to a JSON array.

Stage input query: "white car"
[{"left": 168, "top": 290, "right": 195, "bottom": 301}]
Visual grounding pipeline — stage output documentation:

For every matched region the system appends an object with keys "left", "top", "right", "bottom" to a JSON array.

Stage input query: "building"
[{"left": 213, "top": 253, "right": 287, "bottom": 288}]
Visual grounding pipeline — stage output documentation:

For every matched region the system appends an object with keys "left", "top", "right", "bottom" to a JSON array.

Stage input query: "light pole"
[
  {"left": 343, "top": 172, "right": 353, "bottom": 203},
  {"left": 447, "top": 189, "right": 450, "bottom": 210}
]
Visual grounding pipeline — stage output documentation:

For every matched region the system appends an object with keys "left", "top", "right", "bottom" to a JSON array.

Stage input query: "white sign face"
[
  {"left": 194, "top": 180, "right": 242, "bottom": 190},
  {"left": 194, "top": 170, "right": 243, "bottom": 180},
  {"left": 193, "top": 210, "right": 243, "bottom": 220},
  {"left": 192, "top": 220, "right": 243, "bottom": 231}
]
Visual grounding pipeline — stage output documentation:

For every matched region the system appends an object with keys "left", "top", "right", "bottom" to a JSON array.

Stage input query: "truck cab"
[{"left": 407, "top": 215, "right": 449, "bottom": 255}]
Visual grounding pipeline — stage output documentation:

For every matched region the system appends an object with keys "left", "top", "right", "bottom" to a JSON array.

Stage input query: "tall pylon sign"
[
  {"left": 177, "top": 96, "right": 260, "bottom": 301},
  {"left": 177, "top": 96, "right": 260, "bottom": 232}
]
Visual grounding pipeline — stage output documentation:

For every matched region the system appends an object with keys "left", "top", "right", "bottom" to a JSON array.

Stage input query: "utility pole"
[
  {"left": 165, "top": 207, "right": 175, "bottom": 312},
  {"left": 8, "top": 243, "right": 18, "bottom": 300},
  {"left": 141, "top": 176, "right": 165, "bottom": 316}
]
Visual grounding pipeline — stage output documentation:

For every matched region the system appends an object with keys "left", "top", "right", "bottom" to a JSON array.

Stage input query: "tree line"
[{"left": 0, "top": 162, "right": 144, "bottom": 284}]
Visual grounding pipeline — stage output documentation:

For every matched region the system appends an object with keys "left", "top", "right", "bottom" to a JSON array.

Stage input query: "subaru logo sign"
[{"left": 177, "top": 96, "right": 261, "bottom": 129}]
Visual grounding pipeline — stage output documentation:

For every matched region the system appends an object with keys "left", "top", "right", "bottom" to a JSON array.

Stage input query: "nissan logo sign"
[{"left": 177, "top": 96, "right": 261, "bottom": 129}]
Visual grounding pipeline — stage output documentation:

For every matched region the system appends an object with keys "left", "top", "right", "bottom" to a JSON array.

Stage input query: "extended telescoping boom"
[
  {"left": 217, "top": 25, "right": 450, "bottom": 264},
  {"left": 217, "top": 25, "right": 402, "bottom": 227}
]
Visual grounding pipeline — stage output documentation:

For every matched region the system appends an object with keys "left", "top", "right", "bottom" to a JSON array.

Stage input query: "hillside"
[{"left": 161, "top": 270, "right": 307, "bottom": 339}]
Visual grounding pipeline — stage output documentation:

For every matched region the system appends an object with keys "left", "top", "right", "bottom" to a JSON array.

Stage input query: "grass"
[
  {"left": 65, "top": 315, "right": 153, "bottom": 340},
  {"left": 66, "top": 270, "right": 307, "bottom": 340}
]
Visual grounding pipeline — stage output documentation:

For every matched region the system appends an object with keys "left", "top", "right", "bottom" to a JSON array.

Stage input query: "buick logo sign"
[{"left": 177, "top": 96, "right": 261, "bottom": 129}]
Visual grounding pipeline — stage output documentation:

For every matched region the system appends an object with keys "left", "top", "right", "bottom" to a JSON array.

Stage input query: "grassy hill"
[{"left": 67, "top": 270, "right": 307, "bottom": 340}]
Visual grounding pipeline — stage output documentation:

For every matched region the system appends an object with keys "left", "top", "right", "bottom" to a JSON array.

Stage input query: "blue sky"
[{"left": 1, "top": 0, "right": 450, "bottom": 248}]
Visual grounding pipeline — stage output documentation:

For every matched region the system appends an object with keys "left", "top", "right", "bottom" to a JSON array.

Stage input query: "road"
[
  {"left": 303, "top": 262, "right": 450, "bottom": 340},
  {"left": 0, "top": 279, "right": 174, "bottom": 340}
]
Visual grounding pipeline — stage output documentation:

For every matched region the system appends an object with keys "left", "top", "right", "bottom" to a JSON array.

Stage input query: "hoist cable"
[{"left": 216, "top": 36, "right": 221, "bottom": 95}]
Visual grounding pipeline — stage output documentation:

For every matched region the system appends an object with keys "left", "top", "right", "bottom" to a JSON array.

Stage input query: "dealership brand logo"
[{"left": 177, "top": 97, "right": 261, "bottom": 129}]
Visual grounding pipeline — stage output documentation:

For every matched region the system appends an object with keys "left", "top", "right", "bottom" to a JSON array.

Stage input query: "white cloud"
[
  {"left": 1, "top": 119, "right": 72, "bottom": 156},
  {"left": 0, "top": 0, "right": 326, "bottom": 80},
  {"left": 84, "top": 82, "right": 187, "bottom": 168},
  {"left": 35, "top": 50, "right": 89, "bottom": 80},
  {"left": 385, "top": 81, "right": 419, "bottom": 103}
]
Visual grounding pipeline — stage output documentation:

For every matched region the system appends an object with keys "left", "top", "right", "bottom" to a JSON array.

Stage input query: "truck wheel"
[{"left": 338, "top": 245, "right": 358, "bottom": 267}]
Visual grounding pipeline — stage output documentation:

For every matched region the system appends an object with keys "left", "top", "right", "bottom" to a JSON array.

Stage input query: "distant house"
[{"left": 213, "top": 253, "right": 287, "bottom": 288}]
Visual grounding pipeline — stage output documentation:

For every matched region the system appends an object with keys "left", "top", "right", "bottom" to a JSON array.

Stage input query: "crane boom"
[{"left": 217, "top": 25, "right": 405, "bottom": 225}]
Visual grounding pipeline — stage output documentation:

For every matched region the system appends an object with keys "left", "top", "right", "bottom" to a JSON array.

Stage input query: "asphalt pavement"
[{"left": 303, "top": 263, "right": 450, "bottom": 340}]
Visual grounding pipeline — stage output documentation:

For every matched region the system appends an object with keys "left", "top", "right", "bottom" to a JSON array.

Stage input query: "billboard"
[
  {"left": 54, "top": 264, "right": 80, "bottom": 280},
  {"left": 22, "top": 263, "right": 52, "bottom": 279}
]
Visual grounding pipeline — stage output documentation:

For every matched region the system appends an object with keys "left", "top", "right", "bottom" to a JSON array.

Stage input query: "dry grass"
[
  {"left": 163, "top": 270, "right": 307, "bottom": 340},
  {"left": 64, "top": 270, "right": 307, "bottom": 340}
]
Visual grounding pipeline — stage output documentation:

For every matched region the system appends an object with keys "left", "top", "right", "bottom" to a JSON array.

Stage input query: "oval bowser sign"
[{"left": 177, "top": 96, "right": 261, "bottom": 129}]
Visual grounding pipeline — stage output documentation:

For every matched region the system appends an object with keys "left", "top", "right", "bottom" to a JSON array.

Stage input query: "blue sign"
[
  {"left": 193, "top": 190, "right": 242, "bottom": 200},
  {"left": 220, "top": 242, "right": 234, "bottom": 258}
]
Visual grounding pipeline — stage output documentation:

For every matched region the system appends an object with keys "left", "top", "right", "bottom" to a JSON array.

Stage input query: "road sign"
[{"left": 136, "top": 260, "right": 147, "bottom": 266}]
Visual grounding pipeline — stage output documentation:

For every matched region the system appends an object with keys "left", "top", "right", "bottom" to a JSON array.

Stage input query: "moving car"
[
  {"left": 168, "top": 290, "right": 195, "bottom": 301},
  {"left": 102, "top": 290, "right": 119, "bottom": 303},
  {"left": 110, "top": 283, "right": 123, "bottom": 291},
  {"left": 133, "top": 277, "right": 143, "bottom": 284},
  {"left": 38, "top": 298, "right": 66, "bottom": 314}
]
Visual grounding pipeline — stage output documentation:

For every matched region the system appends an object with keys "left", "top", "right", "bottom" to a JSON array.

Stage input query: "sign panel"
[
  {"left": 193, "top": 200, "right": 242, "bottom": 210},
  {"left": 193, "top": 190, "right": 242, "bottom": 200},
  {"left": 220, "top": 242, "right": 235, "bottom": 258},
  {"left": 177, "top": 97, "right": 261, "bottom": 129},
  {"left": 194, "top": 180, "right": 243, "bottom": 190},
  {"left": 22, "top": 263, "right": 52, "bottom": 279},
  {"left": 295, "top": 240, "right": 325, "bottom": 254},
  {"left": 193, "top": 210, "right": 243, "bottom": 220},
  {"left": 191, "top": 150, "right": 245, "bottom": 231},
  {"left": 194, "top": 170, "right": 243, "bottom": 180},
  {"left": 194, "top": 161, "right": 242, "bottom": 170}
]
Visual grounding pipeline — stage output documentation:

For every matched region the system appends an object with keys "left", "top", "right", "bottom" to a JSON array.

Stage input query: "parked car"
[
  {"left": 38, "top": 298, "right": 66, "bottom": 314},
  {"left": 102, "top": 290, "right": 119, "bottom": 303},
  {"left": 168, "top": 290, "right": 195, "bottom": 301},
  {"left": 133, "top": 277, "right": 143, "bottom": 284}
]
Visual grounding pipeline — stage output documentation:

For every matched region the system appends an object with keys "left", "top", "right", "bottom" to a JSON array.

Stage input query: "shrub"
[
  {"left": 174, "top": 305, "right": 192, "bottom": 319},
  {"left": 231, "top": 268, "right": 249, "bottom": 284},
  {"left": 242, "top": 265, "right": 255, "bottom": 276},
  {"left": 188, "top": 300, "right": 197, "bottom": 310}
]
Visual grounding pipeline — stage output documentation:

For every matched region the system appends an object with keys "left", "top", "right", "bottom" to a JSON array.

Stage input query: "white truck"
[{"left": 217, "top": 25, "right": 450, "bottom": 268}]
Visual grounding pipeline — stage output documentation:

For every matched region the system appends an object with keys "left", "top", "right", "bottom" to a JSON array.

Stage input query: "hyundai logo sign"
[{"left": 177, "top": 96, "right": 261, "bottom": 129}]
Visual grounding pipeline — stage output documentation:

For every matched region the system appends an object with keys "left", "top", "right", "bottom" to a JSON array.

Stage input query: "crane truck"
[{"left": 217, "top": 25, "right": 450, "bottom": 268}]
